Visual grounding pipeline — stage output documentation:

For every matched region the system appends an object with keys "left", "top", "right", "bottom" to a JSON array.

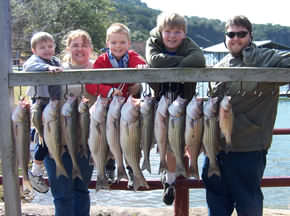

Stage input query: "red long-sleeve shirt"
[{"left": 85, "top": 50, "right": 146, "bottom": 98}]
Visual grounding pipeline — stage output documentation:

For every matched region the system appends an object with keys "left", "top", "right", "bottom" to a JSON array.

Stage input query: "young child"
[
  {"left": 23, "top": 32, "right": 63, "bottom": 193},
  {"left": 85, "top": 23, "right": 146, "bottom": 185},
  {"left": 85, "top": 23, "right": 145, "bottom": 98},
  {"left": 145, "top": 12, "right": 205, "bottom": 205}
]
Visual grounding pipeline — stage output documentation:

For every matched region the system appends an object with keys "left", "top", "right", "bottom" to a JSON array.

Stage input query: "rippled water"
[{"left": 32, "top": 100, "right": 290, "bottom": 209}]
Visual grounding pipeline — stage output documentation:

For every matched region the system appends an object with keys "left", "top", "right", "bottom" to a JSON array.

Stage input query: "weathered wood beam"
[
  {"left": 0, "top": 0, "right": 22, "bottom": 215},
  {"left": 9, "top": 67, "right": 290, "bottom": 86}
]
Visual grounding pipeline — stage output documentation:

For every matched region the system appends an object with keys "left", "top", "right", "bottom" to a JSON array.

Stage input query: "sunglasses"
[{"left": 225, "top": 31, "right": 249, "bottom": 39}]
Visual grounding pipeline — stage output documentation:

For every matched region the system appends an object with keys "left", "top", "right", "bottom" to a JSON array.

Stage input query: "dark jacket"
[
  {"left": 145, "top": 27, "right": 205, "bottom": 100},
  {"left": 213, "top": 43, "right": 290, "bottom": 152}
]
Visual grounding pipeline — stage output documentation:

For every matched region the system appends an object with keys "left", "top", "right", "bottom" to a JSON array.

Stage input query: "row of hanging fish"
[
  {"left": 185, "top": 95, "right": 234, "bottom": 179},
  {"left": 11, "top": 94, "right": 91, "bottom": 194},
  {"left": 155, "top": 94, "right": 234, "bottom": 182},
  {"left": 89, "top": 95, "right": 153, "bottom": 191},
  {"left": 11, "top": 92, "right": 234, "bottom": 194}
]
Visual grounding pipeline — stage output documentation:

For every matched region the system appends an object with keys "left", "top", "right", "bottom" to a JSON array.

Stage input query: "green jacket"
[
  {"left": 145, "top": 27, "right": 205, "bottom": 100},
  {"left": 213, "top": 43, "right": 290, "bottom": 152}
]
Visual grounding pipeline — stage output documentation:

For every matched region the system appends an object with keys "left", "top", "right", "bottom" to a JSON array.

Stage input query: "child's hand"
[
  {"left": 48, "top": 66, "right": 63, "bottom": 73},
  {"left": 112, "top": 88, "right": 123, "bottom": 96},
  {"left": 136, "top": 64, "right": 149, "bottom": 69},
  {"left": 128, "top": 83, "right": 141, "bottom": 96}
]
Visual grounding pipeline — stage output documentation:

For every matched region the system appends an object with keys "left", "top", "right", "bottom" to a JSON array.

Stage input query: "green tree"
[{"left": 11, "top": 0, "right": 114, "bottom": 56}]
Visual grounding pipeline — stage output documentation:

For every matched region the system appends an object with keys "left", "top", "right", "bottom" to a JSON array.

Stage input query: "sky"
[{"left": 141, "top": 0, "right": 290, "bottom": 27}]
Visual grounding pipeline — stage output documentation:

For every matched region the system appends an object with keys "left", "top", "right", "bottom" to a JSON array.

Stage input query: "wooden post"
[{"left": 0, "top": 0, "right": 22, "bottom": 215}]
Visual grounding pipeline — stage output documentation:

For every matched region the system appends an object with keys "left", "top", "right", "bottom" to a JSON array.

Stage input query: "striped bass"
[
  {"left": 203, "top": 97, "right": 221, "bottom": 177},
  {"left": 61, "top": 94, "right": 82, "bottom": 180},
  {"left": 154, "top": 95, "right": 170, "bottom": 174},
  {"left": 106, "top": 95, "right": 127, "bottom": 183},
  {"left": 185, "top": 96, "right": 203, "bottom": 180},
  {"left": 30, "top": 98, "right": 44, "bottom": 145},
  {"left": 12, "top": 99, "right": 33, "bottom": 193},
  {"left": 168, "top": 96, "right": 187, "bottom": 178},
  {"left": 43, "top": 99, "right": 68, "bottom": 178},
  {"left": 78, "top": 96, "right": 90, "bottom": 159},
  {"left": 219, "top": 95, "right": 234, "bottom": 152},
  {"left": 140, "top": 95, "right": 155, "bottom": 174},
  {"left": 120, "top": 95, "right": 149, "bottom": 191},
  {"left": 88, "top": 95, "right": 110, "bottom": 191}
]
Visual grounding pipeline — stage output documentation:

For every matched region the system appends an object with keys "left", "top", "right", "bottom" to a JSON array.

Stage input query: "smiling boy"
[{"left": 145, "top": 12, "right": 205, "bottom": 205}]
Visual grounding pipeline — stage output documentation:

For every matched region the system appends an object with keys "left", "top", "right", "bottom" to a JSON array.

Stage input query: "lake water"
[{"left": 32, "top": 99, "right": 290, "bottom": 210}]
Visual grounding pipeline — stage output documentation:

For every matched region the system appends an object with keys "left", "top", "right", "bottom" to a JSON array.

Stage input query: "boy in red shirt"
[
  {"left": 85, "top": 23, "right": 146, "bottom": 185},
  {"left": 86, "top": 23, "right": 145, "bottom": 98}
]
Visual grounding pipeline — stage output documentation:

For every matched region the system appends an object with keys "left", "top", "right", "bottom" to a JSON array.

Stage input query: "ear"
[
  {"left": 224, "top": 39, "right": 227, "bottom": 49},
  {"left": 32, "top": 48, "right": 36, "bottom": 54}
]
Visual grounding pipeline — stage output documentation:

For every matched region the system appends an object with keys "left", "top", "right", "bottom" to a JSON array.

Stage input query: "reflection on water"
[{"left": 32, "top": 100, "right": 290, "bottom": 209}]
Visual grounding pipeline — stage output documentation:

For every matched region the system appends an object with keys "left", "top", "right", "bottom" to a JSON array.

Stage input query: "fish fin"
[
  {"left": 95, "top": 176, "right": 110, "bottom": 191},
  {"left": 72, "top": 166, "right": 83, "bottom": 181},
  {"left": 117, "top": 167, "right": 128, "bottom": 183},
  {"left": 158, "top": 160, "right": 167, "bottom": 174},
  {"left": 188, "top": 164, "right": 200, "bottom": 180},
  {"left": 56, "top": 164, "right": 68, "bottom": 179},
  {"left": 208, "top": 165, "right": 221, "bottom": 177},
  {"left": 133, "top": 175, "right": 149, "bottom": 191},
  {"left": 141, "top": 157, "right": 151, "bottom": 174},
  {"left": 176, "top": 165, "right": 187, "bottom": 178}
]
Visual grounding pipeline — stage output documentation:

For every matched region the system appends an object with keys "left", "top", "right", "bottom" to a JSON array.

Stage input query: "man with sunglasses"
[{"left": 202, "top": 15, "right": 290, "bottom": 216}]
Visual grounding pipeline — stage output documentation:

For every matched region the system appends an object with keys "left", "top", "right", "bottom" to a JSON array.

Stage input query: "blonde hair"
[
  {"left": 156, "top": 12, "right": 187, "bottom": 33},
  {"left": 30, "top": 32, "right": 55, "bottom": 50},
  {"left": 106, "top": 23, "right": 131, "bottom": 42},
  {"left": 62, "top": 29, "right": 93, "bottom": 63}
]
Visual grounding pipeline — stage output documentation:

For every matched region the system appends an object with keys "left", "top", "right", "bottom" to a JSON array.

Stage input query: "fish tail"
[
  {"left": 72, "top": 167, "right": 83, "bottom": 181},
  {"left": 117, "top": 166, "right": 128, "bottom": 183},
  {"left": 158, "top": 160, "right": 167, "bottom": 174},
  {"left": 95, "top": 176, "right": 109, "bottom": 191},
  {"left": 133, "top": 174, "right": 149, "bottom": 191},
  {"left": 188, "top": 163, "right": 200, "bottom": 180},
  {"left": 141, "top": 157, "right": 151, "bottom": 174},
  {"left": 176, "top": 165, "right": 187, "bottom": 178},
  {"left": 22, "top": 179, "right": 34, "bottom": 193},
  {"left": 208, "top": 164, "right": 221, "bottom": 177},
  {"left": 56, "top": 164, "right": 68, "bottom": 179}
]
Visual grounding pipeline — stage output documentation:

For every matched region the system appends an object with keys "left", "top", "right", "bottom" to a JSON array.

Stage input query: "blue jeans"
[
  {"left": 202, "top": 151, "right": 267, "bottom": 216},
  {"left": 44, "top": 151, "right": 93, "bottom": 216},
  {"left": 34, "top": 141, "right": 48, "bottom": 161}
]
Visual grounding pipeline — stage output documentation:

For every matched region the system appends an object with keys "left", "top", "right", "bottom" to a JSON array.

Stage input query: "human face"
[
  {"left": 225, "top": 25, "right": 251, "bottom": 57},
  {"left": 69, "top": 36, "right": 92, "bottom": 66},
  {"left": 106, "top": 32, "right": 130, "bottom": 60},
  {"left": 161, "top": 26, "right": 185, "bottom": 52},
  {"left": 32, "top": 40, "right": 55, "bottom": 60}
]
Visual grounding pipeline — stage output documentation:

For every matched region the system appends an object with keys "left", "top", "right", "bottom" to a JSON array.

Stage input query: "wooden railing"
[
  {"left": 1, "top": 127, "right": 290, "bottom": 215},
  {"left": 2, "top": 67, "right": 290, "bottom": 215}
]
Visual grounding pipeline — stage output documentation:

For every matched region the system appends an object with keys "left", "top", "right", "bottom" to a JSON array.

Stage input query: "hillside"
[{"left": 113, "top": 0, "right": 290, "bottom": 48}]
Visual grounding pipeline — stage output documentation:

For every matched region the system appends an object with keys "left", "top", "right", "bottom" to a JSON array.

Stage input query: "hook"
[
  {"left": 207, "top": 82, "right": 213, "bottom": 97},
  {"left": 236, "top": 81, "right": 246, "bottom": 96},
  {"left": 32, "top": 86, "right": 38, "bottom": 99},
  {"left": 143, "top": 83, "right": 152, "bottom": 97},
  {"left": 64, "top": 84, "right": 69, "bottom": 100},
  {"left": 118, "top": 83, "right": 125, "bottom": 91},
  {"left": 18, "top": 85, "right": 25, "bottom": 101},
  {"left": 80, "top": 84, "right": 84, "bottom": 97},
  {"left": 253, "top": 83, "right": 263, "bottom": 97}
]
